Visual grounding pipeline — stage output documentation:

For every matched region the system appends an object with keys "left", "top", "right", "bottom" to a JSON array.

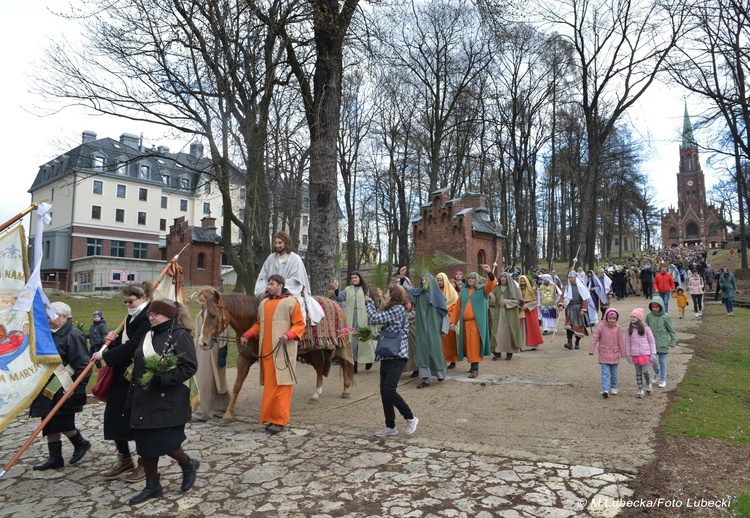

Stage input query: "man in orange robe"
[
  {"left": 241, "top": 274, "right": 306, "bottom": 434},
  {"left": 456, "top": 264, "right": 497, "bottom": 378}
]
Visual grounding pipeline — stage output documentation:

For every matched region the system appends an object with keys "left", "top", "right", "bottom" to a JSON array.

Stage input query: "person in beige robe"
[{"left": 191, "top": 289, "right": 230, "bottom": 422}]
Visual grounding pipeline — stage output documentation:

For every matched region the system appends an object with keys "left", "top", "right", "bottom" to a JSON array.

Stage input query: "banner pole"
[{"left": 0, "top": 203, "right": 38, "bottom": 234}]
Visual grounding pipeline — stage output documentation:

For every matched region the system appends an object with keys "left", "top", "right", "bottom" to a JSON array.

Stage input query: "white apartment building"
[{"left": 28, "top": 131, "right": 225, "bottom": 291}]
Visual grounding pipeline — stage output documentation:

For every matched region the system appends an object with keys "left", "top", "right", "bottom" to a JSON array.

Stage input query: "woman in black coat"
[
  {"left": 29, "top": 302, "right": 91, "bottom": 470},
  {"left": 127, "top": 298, "right": 198, "bottom": 505},
  {"left": 91, "top": 282, "right": 152, "bottom": 483}
]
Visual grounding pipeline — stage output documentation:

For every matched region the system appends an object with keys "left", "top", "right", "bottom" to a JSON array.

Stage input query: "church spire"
[{"left": 682, "top": 103, "right": 696, "bottom": 147}]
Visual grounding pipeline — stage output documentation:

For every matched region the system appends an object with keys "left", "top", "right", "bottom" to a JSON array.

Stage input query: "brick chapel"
[
  {"left": 412, "top": 188, "right": 504, "bottom": 276},
  {"left": 661, "top": 106, "right": 726, "bottom": 248}
]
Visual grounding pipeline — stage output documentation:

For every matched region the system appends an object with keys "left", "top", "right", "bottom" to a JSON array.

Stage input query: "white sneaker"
[
  {"left": 637, "top": 390, "right": 644, "bottom": 398},
  {"left": 610, "top": 388, "right": 618, "bottom": 395},
  {"left": 601, "top": 390, "right": 609, "bottom": 398},
  {"left": 374, "top": 426, "right": 397, "bottom": 437},
  {"left": 646, "top": 382, "right": 653, "bottom": 394},
  {"left": 658, "top": 381, "right": 666, "bottom": 388},
  {"left": 405, "top": 417, "right": 419, "bottom": 435}
]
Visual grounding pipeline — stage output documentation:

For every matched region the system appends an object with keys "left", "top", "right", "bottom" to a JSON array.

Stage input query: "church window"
[
  {"left": 709, "top": 225, "right": 717, "bottom": 237},
  {"left": 477, "top": 250, "right": 486, "bottom": 268},
  {"left": 669, "top": 228, "right": 677, "bottom": 239},
  {"left": 686, "top": 222, "right": 699, "bottom": 239}
]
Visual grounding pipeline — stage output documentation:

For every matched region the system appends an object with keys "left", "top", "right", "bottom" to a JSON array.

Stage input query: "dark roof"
[
  {"left": 189, "top": 226, "right": 221, "bottom": 244},
  {"left": 29, "top": 135, "right": 213, "bottom": 194}
]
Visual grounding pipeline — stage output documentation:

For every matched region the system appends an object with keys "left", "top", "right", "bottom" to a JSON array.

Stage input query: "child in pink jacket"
[
  {"left": 588, "top": 308, "right": 626, "bottom": 398},
  {"left": 625, "top": 308, "right": 657, "bottom": 398}
]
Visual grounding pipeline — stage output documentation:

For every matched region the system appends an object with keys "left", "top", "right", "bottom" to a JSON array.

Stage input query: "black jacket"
[
  {"left": 128, "top": 320, "right": 197, "bottom": 430},
  {"left": 30, "top": 319, "right": 90, "bottom": 418},
  {"left": 101, "top": 306, "right": 151, "bottom": 441},
  {"left": 86, "top": 319, "right": 108, "bottom": 347}
]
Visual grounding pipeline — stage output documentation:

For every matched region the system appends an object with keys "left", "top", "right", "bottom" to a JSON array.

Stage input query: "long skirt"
[
  {"left": 564, "top": 303, "right": 590, "bottom": 338},
  {"left": 135, "top": 425, "right": 186, "bottom": 457}
]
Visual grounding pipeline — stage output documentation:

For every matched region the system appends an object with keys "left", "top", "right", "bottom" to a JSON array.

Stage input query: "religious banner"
[{"left": 0, "top": 221, "right": 60, "bottom": 433}]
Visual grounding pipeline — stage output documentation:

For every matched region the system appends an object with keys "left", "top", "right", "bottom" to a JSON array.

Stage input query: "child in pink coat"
[
  {"left": 625, "top": 308, "right": 657, "bottom": 398},
  {"left": 588, "top": 308, "right": 626, "bottom": 398}
]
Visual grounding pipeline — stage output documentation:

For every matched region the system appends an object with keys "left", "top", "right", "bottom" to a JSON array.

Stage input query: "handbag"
[
  {"left": 375, "top": 330, "right": 403, "bottom": 357},
  {"left": 91, "top": 364, "right": 115, "bottom": 402}
]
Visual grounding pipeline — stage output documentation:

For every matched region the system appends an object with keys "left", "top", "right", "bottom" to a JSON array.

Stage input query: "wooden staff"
[
  {"left": 0, "top": 203, "right": 38, "bottom": 235},
  {"left": 0, "top": 256, "right": 185, "bottom": 478}
]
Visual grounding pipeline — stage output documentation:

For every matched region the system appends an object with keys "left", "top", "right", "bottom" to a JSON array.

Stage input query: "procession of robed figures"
[{"left": 3, "top": 216, "right": 705, "bottom": 505}]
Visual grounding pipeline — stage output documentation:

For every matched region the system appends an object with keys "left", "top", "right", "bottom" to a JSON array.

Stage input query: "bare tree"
[
  {"left": 35, "top": 0, "right": 295, "bottom": 292},
  {"left": 540, "top": 0, "right": 684, "bottom": 268}
]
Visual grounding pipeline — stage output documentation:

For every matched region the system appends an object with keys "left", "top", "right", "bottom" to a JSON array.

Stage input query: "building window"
[
  {"left": 139, "top": 188, "right": 148, "bottom": 201},
  {"left": 91, "top": 205, "right": 102, "bottom": 220},
  {"left": 43, "top": 240, "right": 50, "bottom": 259},
  {"left": 140, "top": 164, "right": 150, "bottom": 179},
  {"left": 669, "top": 227, "right": 678, "bottom": 239},
  {"left": 126, "top": 272, "right": 137, "bottom": 282},
  {"left": 302, "top": 215, "right": 309, "bottom": 226},
  {"left": 92, "top": 155, "right": 105, "bottom": 171},
  {"left": 137, "top": 212, "right": 146, "bottom": 225},
  {"left": 238, "top": 209, "right": 245, "bottom": 221},
  {"left": 709, "top": 225, "right": 717, "bottom": 237},
  {"left": 161, "top": 196, "right": 167, "bottom": 209},
  {"left": 160, "top": 218, "right": 167, "bottom": 231},
  {"left": 197, "top": 253, "right": 205, "bottom": 269},
  {"left": 93, "top": 180, "right": 103, "bottom": 195},
  {"left": 111, "top": 240, "right": 126, "bottom": 257},
  {"left": 86, "top": 238, "right": 103, "bottom": 256},
  {"left": 133, "top": 242, "right": 148, "bottom": 259},
  {"left": 302, "top": 234, "right": 308, "bottom": 245},
  {"left": 239, "top": 187, "right": 246, "bottom": 199},
  {"left": 180, "top": 199, "right": 188, "bottom": 212},
  {"left": 203, "top": 202, "right": 210, "bottom": 214},
  {"left": 115, "top": 208, "right": 125, "bottom": 223},
  {"left": 181, "top": 176, "right": 190, "bottom": 189},
  {"left": 116, "top": 184, "right": 126, "bottom": 198},
  {"left": 203, "top": 182, "right": 210, "bottom": 195},
  {"left": 162, "top": 174, "right": 170, "bottom": 185},
  {"left": 116, "top": 162, "right": 126, "bottom": 175}
]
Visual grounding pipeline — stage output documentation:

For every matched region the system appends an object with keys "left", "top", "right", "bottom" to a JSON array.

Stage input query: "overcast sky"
[{"left": 0, "top": 2, "right": 716, "bottom": 232}]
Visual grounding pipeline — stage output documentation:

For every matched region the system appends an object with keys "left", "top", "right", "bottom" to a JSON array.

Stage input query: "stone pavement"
[
  {"left": 0, "top": 294, "right": 704, "bottom": 517},
  {"left": 0, "top": 404, "right": 634, "bottom": 517}
]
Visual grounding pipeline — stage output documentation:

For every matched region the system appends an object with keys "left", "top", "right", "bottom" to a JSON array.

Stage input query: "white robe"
[{"left": 255, "top": 252, "right": 324, "bottom": 323}]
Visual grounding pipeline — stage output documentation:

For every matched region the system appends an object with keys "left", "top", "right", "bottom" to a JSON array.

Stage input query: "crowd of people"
[{"left": 27, "top": 236, "right": 741, "bottom": 505}]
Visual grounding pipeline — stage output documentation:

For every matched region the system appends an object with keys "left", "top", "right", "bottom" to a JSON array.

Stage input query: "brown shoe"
[
  {"left": 124, "top": 458, "right": 146, "bottom": 483},
  {"left": 101, "top": 454, "right": 135, "bottom": 479}
]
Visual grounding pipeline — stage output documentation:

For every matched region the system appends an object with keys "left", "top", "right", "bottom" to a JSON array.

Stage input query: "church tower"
[{"left": 661, "top": 105, "right": 726, "bottom": 247}]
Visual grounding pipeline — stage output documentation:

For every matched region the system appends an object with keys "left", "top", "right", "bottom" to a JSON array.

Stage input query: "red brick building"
[
  {"left": 412, "top": 188, "right": 504, "bottom": 276},
  {"left": 661, "top": 107, "right": 726, "bottom": 248},
  {"left": 166, "top": 216, "right": 223, "bottom": 287}
]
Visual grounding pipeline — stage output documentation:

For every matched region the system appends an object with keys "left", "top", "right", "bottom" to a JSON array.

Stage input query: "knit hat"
[
  {"left": 604, "top": 308, "right": 619, "bottom": 321},
  {"left": 567, "top": 270, "right": 577, "bottom": 278},
  {"left": 93, "top": 311, "right": 103, "bottom": 318},
  {"left": 630, "top": 308, "right": 645, "bottom": 321},
  {"left": 149, "top": 299, "right": 179, "bottom": 319}
]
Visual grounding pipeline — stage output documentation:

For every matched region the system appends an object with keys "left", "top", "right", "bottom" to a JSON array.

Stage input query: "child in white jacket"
[{"left": 625, "top": 308, "right": 657, "bottom": 398}]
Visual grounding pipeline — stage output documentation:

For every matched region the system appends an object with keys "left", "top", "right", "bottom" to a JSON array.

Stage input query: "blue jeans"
[
  {"left": 380, "top": 359, "right": 413, "bottom": 429},
  {"left": 600, "top": 364, "right": 619, "bottom": 391},
  {"left": 652, "top": 353, "right": 667, "bottom": 382},
  {"left": 659, "top": 292, "right": 670, "bottom": 312},
  {"left": 724, "top": 297, "right": 734, "bottom": 313}
]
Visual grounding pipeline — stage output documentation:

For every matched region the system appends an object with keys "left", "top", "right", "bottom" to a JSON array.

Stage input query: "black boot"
[
  {"left": 129, "top": 475, "right": 163, "bottom": 505},
  {"left": 33, "top": 441, "right": 64, "bottom": 471},
  {"left": 365, "top": 363, "right": 373, "bottom": 370},
  {"left": 180, "top": 458, "right": 200, "bottom": 492},
  {"left": 68, "top": 431, "right": 91, "bottom": 464},
  {"left": 353, "top": 362, "right": 358, "bottom": 374},
  {"left": 574, "top": 340, "right": 581, "bottom": 350},
  {"left": 564, "top": 341, "right": 573, "bottom": 350}
]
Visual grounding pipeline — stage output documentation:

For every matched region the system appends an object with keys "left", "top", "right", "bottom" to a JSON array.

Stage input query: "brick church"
[
  {"left": 412, "top": 188, "right": 504, "bottom": 276},
  {"left": 661, "top": 106, "right": 726, "bottom": 248}
]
